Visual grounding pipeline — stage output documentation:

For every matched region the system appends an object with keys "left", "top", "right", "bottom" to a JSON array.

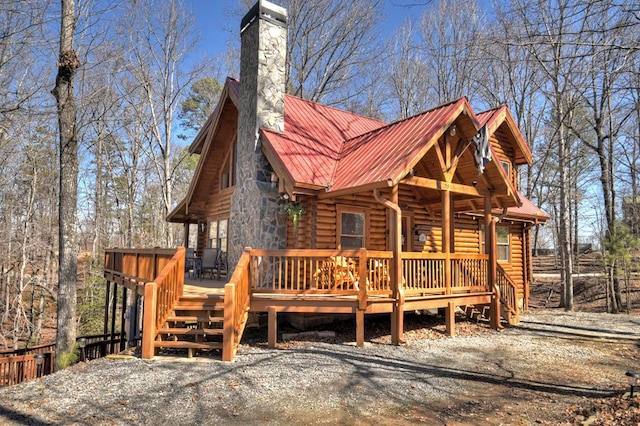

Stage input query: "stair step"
[
  {"left": 158, "top": 328, "right": 223, "bottom": 336},
  {"left": 173, "top": 306, "right": 224, "bottom": 315},
  {"left": 166, "top": 315, "right": 224, "bottom": 323},
  {"left": 174, "top": 302, "right": 224, "bottom": 310},
  {"left": 154, "top": 340, "right": 223, "bottom": 349}
]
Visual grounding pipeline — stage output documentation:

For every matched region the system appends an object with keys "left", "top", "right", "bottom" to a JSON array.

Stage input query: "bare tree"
[
  {"left": 418, "top": 0, "right": 485, "bottom": 104},
  {"left": 565, "top": 0, "right": 639, "bottom": 310},
  {"left": 387, "top": 21, "right": 433, "bottom": 120},
  {"left": 504, "top": 0, "right": 592, "bottom": 310},
  {"left": 52, "top": 0, "right": 80, "bottom": 368},
  {"left": 118, "top": 0, "right": 205, "bottom": 246},
  {"left": 285, "top": 0, "right": 383, "bottom": 106}
]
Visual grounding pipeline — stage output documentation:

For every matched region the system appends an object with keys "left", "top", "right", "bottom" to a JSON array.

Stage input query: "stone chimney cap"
[{"left": 241, "top": 0, "right": 287, "bottom": 33}]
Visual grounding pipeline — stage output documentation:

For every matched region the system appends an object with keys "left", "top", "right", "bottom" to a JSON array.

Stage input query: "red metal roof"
[
  {"left": 261, "top": 95, "right": 386, "bottom": 188},
  {"left": 331, "top": 98, "right": 475, "bottom": 192},
  {"left": 507, "top": 191, "right": 550, "bottom": 222}
]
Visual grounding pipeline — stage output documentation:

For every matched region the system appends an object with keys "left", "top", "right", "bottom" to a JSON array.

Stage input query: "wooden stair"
[
  {"left": 154, "top": 295, "right": 226, "bottom": 357},
  {"left": 463, "top": 302, "right": 516, "bottom": 326},
  {"left": 463, "top": 304, "right": 491, "bottom": 323}
]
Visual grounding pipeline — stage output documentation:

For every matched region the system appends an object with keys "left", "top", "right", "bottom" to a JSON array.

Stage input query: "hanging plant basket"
[{"left": 283, "top": 202, "right": 305, "bottom": 234}]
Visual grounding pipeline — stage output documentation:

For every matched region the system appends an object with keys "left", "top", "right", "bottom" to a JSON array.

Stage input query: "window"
[
  {"left": 496, "top": 226, "right": 510, "bottom": 262},
  {"left": 220, "top": 141, "right": 236, "bottom": 190},
  {"left": 501, "top": 160, "right": 511, "bottom": 179},
  {"left": 481, "top": 224, "right": 511, "bottom": 262},
  {"left": 208, "top": 219, "right": 228, "bottom": 253},
  {"left": 339, "top": 210, "right": 365, "bottom": 249}
]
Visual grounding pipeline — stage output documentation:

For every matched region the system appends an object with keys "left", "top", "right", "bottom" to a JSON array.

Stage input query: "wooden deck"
[
  {"left": 183, "top": 274, "right": 226, "bottom": 297},
  {"left": 104, "top": 247, "right": 518, "bottom": 361}
]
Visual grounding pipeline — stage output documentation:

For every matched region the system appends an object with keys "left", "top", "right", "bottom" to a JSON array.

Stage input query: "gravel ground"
[{"left": 1, "top": 310, "right": 639, "bottom": 425}]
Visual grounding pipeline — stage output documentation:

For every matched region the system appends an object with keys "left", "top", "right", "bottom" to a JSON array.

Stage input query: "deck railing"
[
  {"left": 249, "top": 249, "right": 491, "bottom": 298},
  {"left": 497, "top": 265, "right": 519, "bottom": 324},
  {"left": 0, "top": 352, "right": 54, "bottom": 386},
  {"left": 141, "top": 247, "right": 185, "bottom": 358},
  {"left": 402, "top": 253, "right": 489, "bottom": 295},
  {"left": 0, "top": 333, "right": 124, "bottom": 386},
  {"left": 104, "top": 248, "right": 178, "bottom": 291},
  {"left": 223, "top": 248, "right": 252, "bottom": 361},
  {"left": 250, "top": 249, "right": 370, "bottom": 294}
]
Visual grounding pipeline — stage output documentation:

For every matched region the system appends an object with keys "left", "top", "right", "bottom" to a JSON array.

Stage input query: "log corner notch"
[{"left": 373, "top": 188, "right": 404, "bottom": 345}]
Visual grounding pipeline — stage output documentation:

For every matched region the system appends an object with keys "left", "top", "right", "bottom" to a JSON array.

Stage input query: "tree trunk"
[
  {"left": 52, "top": 0, "right": 80, "bottom": 370},
  {"left": 558, "top": 100, "right": 574, "bottom": 310}
]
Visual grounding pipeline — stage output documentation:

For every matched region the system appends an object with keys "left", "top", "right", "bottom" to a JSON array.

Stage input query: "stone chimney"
[{"left": 228, "top": 0, "right": 288, "bottom": 268}]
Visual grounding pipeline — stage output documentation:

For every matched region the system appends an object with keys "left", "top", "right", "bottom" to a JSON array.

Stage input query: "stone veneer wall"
[{"left": 228, "top": 1, "right": 288, "bottom": 270}]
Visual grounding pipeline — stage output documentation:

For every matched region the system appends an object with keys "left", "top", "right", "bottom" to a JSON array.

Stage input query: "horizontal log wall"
[
  {"left": 490, "top": 132, "right": 518, "bottom": 188},
  {"left": 289, "top": 193, "right": 388, "bottom": 250}
]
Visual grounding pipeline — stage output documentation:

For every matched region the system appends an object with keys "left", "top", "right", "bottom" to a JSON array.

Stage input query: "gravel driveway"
[{"left": 1, "top": 310, "right": 638, "bottom": 425}]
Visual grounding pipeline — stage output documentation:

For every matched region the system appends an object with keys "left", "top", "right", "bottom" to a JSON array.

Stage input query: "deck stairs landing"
[{"left": 154, "top": 295, "right": 226, "bottom": 357}]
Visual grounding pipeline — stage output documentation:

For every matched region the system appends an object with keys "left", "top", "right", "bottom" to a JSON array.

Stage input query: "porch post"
[
  {"left": 442, "top": 189, "right": 455, "bottom": 335},
  {"left": 442, "top": 189, "right": 451, "bottom": 294},
  {"left": 391, "top": 185, "right": 404, "bottom": 345},
  {"left": 484, "top": 195, "right": 499, "bottom": 329},
  {"left": 183, "top": 223, "right": 189, "bottom": 248}
]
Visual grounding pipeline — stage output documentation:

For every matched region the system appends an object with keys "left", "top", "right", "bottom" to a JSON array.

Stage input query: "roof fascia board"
[{"left": 319, "top": 180, "right": 394, "bottom": 200}]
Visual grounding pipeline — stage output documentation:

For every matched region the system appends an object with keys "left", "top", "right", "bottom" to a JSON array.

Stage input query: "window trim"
[
  {"left": 208, "top": 218, "right": 229, "bottom": 253},
  {"left": 336, "top": 205, "right": 367, "bottom": 250},
  {"left": 480, "top": 223, "right": 511, "bottom": 263}
]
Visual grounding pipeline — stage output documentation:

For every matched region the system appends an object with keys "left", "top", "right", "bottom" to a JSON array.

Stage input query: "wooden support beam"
[
  {"left": 485, "top": 195, "right": 500, "bottom": 330},
  {"left": 401, "top": 176, "right": 485, "bottom": 197},
  {"left": 141, "top": 282, "right": 157, "bottom": 359},
  {"left": 110, "top": 280, "right": 118, "bottom": 354},
  {"left": 445, "top": 301, "right": 456, "bottom": 336},
  {"left": 442, "top": 190, "right": 451, "bottom": 295},
  {"left": 356, "top": 310, "right": 364, "bottom": 347},
  {"left": 222, "top": 283, "right": 234, "bottom": 361},
  {"left": 120, "top": 286, "right": 128, "bottom": 352},
  {"left": 268, "top": 306, "right": 277, "bottom": 349}
]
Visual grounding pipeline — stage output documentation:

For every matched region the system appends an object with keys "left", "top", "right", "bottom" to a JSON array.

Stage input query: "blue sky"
[{"left": 187, "top": 0, "right": 425, "bottom": 60}]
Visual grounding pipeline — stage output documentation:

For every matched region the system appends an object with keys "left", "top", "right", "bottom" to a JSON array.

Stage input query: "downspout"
[{"left": 373, "top": 188, "right": 404, "bottom": 344}]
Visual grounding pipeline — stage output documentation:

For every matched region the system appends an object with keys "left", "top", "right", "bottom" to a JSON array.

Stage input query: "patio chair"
[
  {"left": 216, "top": 251, "right": 228, "bottom": 279},
  {"left": 201, "top": 248, "right": 217, "bottom": 279}
]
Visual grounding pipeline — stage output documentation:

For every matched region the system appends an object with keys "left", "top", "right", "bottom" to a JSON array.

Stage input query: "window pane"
[
  {"left": 498, "top": 245, "right": 509, "bottom": 261},
  {"left": 497, "top": 227, "right": 509, "bottom": 244},
  {"left": 342, "top": 213, "right": 364, "bottom": 236},
  {"left": 341, "top": 236, "right": 363, "bottom": 249},
  {"left": 208, "top": 222, "right": 218, "bottom": 249}
]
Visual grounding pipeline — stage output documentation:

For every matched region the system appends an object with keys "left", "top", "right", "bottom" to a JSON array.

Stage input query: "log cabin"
[{"left": 103, "top": 0, "right": 548, "bottom": 361}]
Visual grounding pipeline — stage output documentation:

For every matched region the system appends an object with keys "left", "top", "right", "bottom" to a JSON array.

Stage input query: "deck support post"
[
  {"left": 141, "top": 282, "right": 157, "bottom": 359},
  {"left": 356, "top": 309, "right": 364, "bottom": 347},
  {"left": 267, "top": 306, "right": 277, "bottom": 349},
  {"left": 110, "top": 280, "right": 118, "bottom": 354},
  {"left": 445, "top": 301, "right": 456, "bottom": 336},
  {"left": 222, "top": 283, "right": 235, "bottom": 361}
]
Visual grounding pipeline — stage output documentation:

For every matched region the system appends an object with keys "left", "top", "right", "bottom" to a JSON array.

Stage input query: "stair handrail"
[
  {"left": 141, "top": 247, "right": 185, "bottom": 359},
  {"left": 222, "top": 247, "right": 252, "bottom": 361},
  {"left": 496, "top": 264, "right": 519, "bottom": 324}
]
